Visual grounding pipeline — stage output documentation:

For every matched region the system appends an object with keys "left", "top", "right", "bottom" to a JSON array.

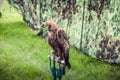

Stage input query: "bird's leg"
[
  {"left": 61, "top": 52, "right": 65, "bottom": 60},
  {"left": 51, "top": 50, "right": 55, "bottom": 54},
  {"left": 55, "top": 49, "right": 61, "bottom": 60}
]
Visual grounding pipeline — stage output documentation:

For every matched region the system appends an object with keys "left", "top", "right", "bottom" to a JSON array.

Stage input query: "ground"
[{"left": 0, "top": 1, "right": 120, "bottom": 80}]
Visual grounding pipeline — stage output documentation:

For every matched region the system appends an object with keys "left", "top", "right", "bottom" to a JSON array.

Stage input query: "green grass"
[{"left": 0, "top": 1, "right": 120, "bottom": 80}]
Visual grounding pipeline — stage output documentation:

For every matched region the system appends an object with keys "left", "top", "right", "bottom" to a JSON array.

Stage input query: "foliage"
[
  {"left": 54, "top": 0, "right": 78, "bottom": 23},
  {"left": 7, "top": 0, "right": 120, "bottom": 63}
]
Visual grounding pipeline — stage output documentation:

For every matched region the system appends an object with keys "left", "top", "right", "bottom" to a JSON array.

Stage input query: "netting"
[
  {"left": 8, "top": 0, "right": 40, "bottom": 30},
  {"left": 8, "top": 0, "right": 120, "bottom": 63}
]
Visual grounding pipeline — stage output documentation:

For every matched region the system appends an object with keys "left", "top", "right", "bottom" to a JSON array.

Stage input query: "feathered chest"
[
  {"left": 48, "top": 30, "right": 58, "bottom": 46},
  {"left": 48, "top": 31, "right": 57, "bottom": 40}
]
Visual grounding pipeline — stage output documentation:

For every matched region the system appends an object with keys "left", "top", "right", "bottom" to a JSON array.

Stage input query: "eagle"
[{"left": 44, "top": 19, "right": 71, "bottom": 71}]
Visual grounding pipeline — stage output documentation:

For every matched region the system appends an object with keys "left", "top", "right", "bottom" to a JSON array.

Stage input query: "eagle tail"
[
  {"left": 66, "top": 60, "right": 71, "bottom": 69},
  {"left": 60, "top": 54, "right": 70, "bottom": 74},
  {"left": 65, "top": 54, "right": 71, "bottom": 69}
]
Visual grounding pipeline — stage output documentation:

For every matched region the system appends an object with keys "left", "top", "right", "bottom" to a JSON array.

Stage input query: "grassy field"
[{"left": 0, "top": 1, "right": 120, "bottom": 80}]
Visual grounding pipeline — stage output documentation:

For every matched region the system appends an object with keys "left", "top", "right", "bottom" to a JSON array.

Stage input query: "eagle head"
[{"left": 44, "top": 19, "right": 58, "bottom": 31}]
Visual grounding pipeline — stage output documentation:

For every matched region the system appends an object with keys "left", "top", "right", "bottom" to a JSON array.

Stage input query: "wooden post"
[
  {"left": 48, "top": 55, "right": 64, "bottom": 80},
  {"left": 53, "top": 55, "right": 56, "bottom": 80},
  {"left": 80, "top": 0, "right": 85, "bottom": 50}
]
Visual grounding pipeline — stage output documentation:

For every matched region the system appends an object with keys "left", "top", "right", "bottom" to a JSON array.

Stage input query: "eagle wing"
[
  {"left": 57, "top": 29, "right": 71, "bottom": 69},
  {"left": 57, "top": 29, "right": 69, "bottom": 46},
  {"left": 57, "top": 29, "right": 69, "bottom": 60}
]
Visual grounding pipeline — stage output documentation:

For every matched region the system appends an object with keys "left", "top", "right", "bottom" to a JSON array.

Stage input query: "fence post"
[
  {"left": 80, "top": 0, "right": 86, "bottom": 50},
  {"left": 53, "top": 55, "right": 56, "bottom": 80}
]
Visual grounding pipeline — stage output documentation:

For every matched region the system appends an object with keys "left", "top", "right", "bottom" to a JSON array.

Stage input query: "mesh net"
[{"left": 8, "top": 0, "right": 120, "bottom": 63}]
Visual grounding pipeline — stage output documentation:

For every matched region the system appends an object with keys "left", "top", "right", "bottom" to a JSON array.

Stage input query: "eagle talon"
[{"left": 51, "top": 50, "right": 55, "bottom": 54}]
